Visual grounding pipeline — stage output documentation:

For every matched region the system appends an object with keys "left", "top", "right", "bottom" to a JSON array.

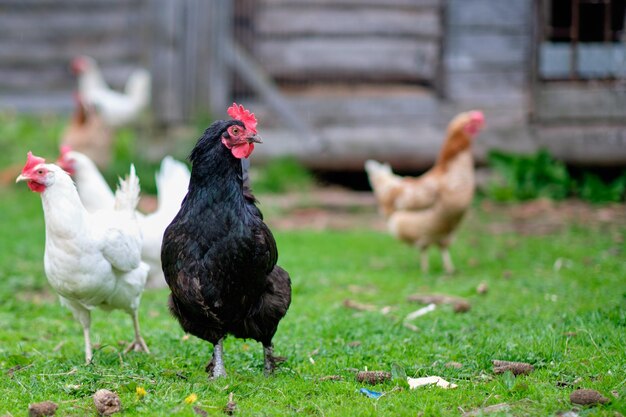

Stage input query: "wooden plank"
[
  {"left": 0, "top": 0, "right": 143, "bottom": 8},
  {"left": 207, "top": 0, "right": 234, "bottom": 117},
  {"left": 274, "top": 85, "right": 437, "bottom": 126},
  {"left": 0, "top": 10, "right": 142, "bottom": 39},
  {"left": 534, "top": 83, "right": 626, "bottom": 122},
  {"left": 447, "top": 0, "right": 531, "bottom": 28},
  {"left": 226, "top": 41, "right": 320, "bottom": 145},
  {"left": 445, "top": 32, "right": 529, "bottom": 70},
  {"left": 150, "top": 0, "right": 186, "bottom": 123},
  {"left": 260, "top": 0, "right": 441, "bottom": 8},
  {"left": 257, "top": 7, "right": 440, "bottom": 38},
  {"left": 0, "top": 92, "right": 74, "bottom": 112},
  {"left": 0, "top": 63, "right": 139, "bottom": 92},
  {"left": 445, "top": 70, "right": 527, "bottom": 105},
  {"left": 534, "top": 125, "right": 626, "bottom": 166},
  {"left": 256, "top": 38, "right": 438, "bottom": 81},
  {"left": 0, "top": 38, "right": 140, "bottom": 66}
]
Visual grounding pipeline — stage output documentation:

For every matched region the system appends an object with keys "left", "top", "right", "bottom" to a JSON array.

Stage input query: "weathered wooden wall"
[
  {"left": 444, "top": 0, "right": 532, "bottom": 106},
  {"left": 254, "top": 0, "right": 443, "bottom": 85},
  {"left": 0, "top": 0, "right": 147, "bottom": 112}
]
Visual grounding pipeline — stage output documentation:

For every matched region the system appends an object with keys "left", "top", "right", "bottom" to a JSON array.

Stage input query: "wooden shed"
[{"left": 1, "top": 0, "right": 625, "bottom": 169}]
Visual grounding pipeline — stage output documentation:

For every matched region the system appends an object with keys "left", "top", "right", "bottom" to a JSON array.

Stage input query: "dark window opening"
[
  {"left": 540, "top": 0, "right": 626, "bottom": 80},
  {"left": 548, "top": 0, "right": 626, "bottom": 43}
]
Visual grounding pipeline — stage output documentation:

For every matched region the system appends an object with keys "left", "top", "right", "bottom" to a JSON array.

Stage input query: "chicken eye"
[
  {"left": 231, "top": 127, "right": 240, "bottom": 135},
  {"left": 37, "top": 169, "right": 44, "bottom": 175}
]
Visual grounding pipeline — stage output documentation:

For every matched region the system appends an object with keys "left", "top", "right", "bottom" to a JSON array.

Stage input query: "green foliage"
[
  {"left": 252, "top": 157, "right": 315, "bottom": 194},
  {"left": 576, "top": 172, "right": 626, "bottom": 203},
  {"left": 0, "top": 113, "right": 65, "bottom": 168},
  {"left": 486, "top": 150, "right": 626, "bottom": 203},
  {"left": 0, "top": 114, "right": 162, "bottom": 196},
  {"left": 1, "top": 182, "right": 625, "bottom": 416},
  {"left": 487, "top": 150, "right": 570, "bottom": 201}
]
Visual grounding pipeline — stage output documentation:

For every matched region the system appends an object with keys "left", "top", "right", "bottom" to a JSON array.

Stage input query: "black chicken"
[{"left": 161, "top": 104, "right": 291, "bottom": 378}]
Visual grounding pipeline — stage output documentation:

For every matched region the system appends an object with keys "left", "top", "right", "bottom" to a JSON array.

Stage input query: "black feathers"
[{"left": 161, "top": 119, "right": 291, "bottom": 376}]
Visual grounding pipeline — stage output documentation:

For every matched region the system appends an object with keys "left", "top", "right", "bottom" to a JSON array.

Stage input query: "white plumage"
[
  {"left": 57, "top": 149, "right": 191, "bottom": 288},
  {"left": 16, "top": 155, "right": 149, "bottom": 363},
  {"left": 72, "top": 55, "right": 151, "bottom": 127}
]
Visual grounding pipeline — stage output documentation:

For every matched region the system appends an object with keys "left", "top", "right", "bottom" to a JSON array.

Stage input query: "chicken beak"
[
  {"left": 15, "top": 174, "right": 28, "bottom": 183},
  {"left": 247, "top": 135, "right": 262, "bottom": 144}
]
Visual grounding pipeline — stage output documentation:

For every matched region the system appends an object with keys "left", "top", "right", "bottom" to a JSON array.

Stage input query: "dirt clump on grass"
[
  {"left": 356, "top": 370, "right": 392, "bottom": 384},
  {"left": 93, "top": 389, "right": 121, "bottom": 416},
  {"left": 28, "top": 401, "right": 58, "bottom": 417},
  {"left": 570, "top": 389, "right": 609, "bottom": 405},
  {"left": 492, "top": 360, "right": 534, "bottom": 375}
]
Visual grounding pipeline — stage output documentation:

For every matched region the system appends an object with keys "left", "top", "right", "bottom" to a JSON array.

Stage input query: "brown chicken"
[
  {"left": 365, "top": 111, "right": 485, "bottom": 274},
  {"left": 60, "top": 93, "right": 113, "bottom": 169}
]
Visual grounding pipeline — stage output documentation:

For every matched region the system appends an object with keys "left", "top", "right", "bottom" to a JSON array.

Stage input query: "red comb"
[
  {"left": 227, "top": 103, "right": 257, "bottom": 134},
  {"left": 22, "top": 152, "right": 46, "bottom": 174},
  {"left": 469, "top": 111, "right": 484, "bottom": 124},
  {"left": 60, "top": 145, "right": 72, "bottom": 157}
]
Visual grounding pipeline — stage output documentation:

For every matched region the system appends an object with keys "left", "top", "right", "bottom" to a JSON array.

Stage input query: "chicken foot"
[
  {"left": 206, "top": 338, "right": 227, "bottom": 379},
  {"left": 263, "top": 344, "right": 286, "bottom": 375},
  {"left": 124, "top": 311, "right": 150, "bottom": 354},
  {"left": 441, "top": 247, "right": 455, "bottom": 274}
]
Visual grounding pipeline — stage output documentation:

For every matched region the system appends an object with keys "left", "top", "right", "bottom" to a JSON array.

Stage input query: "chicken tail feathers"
[
  {"left": 155, "top": 156, "right": 190, "bottom": 215},
  {"left": 364, "top": 159, "right": 394, "bottom": 190},
  {"left": 124, "top": 68, "right": 151, "bottom": 107},
  {"left": 115, "top": 164, "right": 141, "bottom": 212}
]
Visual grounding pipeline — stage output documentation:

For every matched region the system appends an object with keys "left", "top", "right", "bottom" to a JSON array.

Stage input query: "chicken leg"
[
  {"left": 441, "top": 247, "right": 455, "bottom": 274},
  {"left": 124, "top": 310, "right": 150, "bottom": 354},
  {"left": 83, "top": 323, "right": 93, "bottom": 364},
  {"left": 263, "top": 344, "right": 286, "bottom": 375},
  {"left": 206, "top": 338, "right": 227, "bottom": 379},
  {"left": 63, "top": 298, "right": 93, "bottom": 363},
  {"left": 420, "top": 249, "right": 429, "bottom": 273}
]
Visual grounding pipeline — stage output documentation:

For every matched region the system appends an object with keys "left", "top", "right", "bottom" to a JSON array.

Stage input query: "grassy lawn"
[{"left": 0, "top": 116, "right": 625, "bottom": 416}]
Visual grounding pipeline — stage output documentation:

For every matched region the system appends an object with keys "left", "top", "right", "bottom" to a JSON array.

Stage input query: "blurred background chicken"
[
  {"left": 60, "top": 93, "right": 112, "bottom": 169},
  {"left": 16, "top": 153, "right": 149, "bottom": 363},
  {"left": 365, "top": 111, "right": 485, "bottom": 274},
  {"left": 57, "top": 147, "right": 190, "bottom": 288},
  {"left": 72, "top": 55, "right": 151, "bottom": 128}
]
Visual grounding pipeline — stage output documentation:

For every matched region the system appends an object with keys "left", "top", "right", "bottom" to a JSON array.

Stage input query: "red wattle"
[
  {"left": 27, "top": 180, "right": 46, "bottom": 193},
  {"left": 231, "top": 143, "right": 254, "bottom": 159}
]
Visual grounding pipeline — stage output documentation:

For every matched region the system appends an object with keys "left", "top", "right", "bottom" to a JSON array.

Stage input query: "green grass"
[
  {"left": 1, "top": 115, "right": 625, "bottom": 415},
  {"left": 1, "top": 183, "right": 625, "bottom": 416}
]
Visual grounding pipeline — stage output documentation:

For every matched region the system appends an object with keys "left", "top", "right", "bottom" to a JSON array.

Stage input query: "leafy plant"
[
  {"left": 576, "top": 172, "right": 626, "bottom": 203},
  {"left": 486, "top": 150, "right": 571, "bottom": 202},
  {"left": 486, "top": 149, "right": 626, "bottom": 203},
  {"left": 251, "top": 157, "right": 314, "bottom": 194}
]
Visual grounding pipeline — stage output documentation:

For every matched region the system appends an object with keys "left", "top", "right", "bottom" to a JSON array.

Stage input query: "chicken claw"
[{"left": 263, "top": 345, "right": 286, "bottom": 375}]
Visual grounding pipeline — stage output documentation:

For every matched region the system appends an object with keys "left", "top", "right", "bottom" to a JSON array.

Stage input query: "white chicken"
[
  {"left": 57, "top": 147, "right": 191, "bottom": 288},
  {"left": 16, "top": 152, "right": 150, "bottom": 363},
  {"left": 72, "top": 55, "right": 151, "bottom": 127},
  {"left": 58, "top": 146, "right": 115, "bottom": 212}
]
